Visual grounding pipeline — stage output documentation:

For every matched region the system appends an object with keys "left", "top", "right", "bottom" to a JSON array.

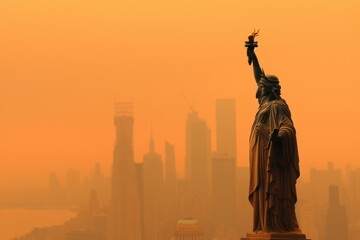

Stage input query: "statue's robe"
[{"left": 249, "top": 99, "right": 300, "bottom": 232}]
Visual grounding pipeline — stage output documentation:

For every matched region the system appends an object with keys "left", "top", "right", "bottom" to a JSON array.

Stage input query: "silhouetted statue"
[{"left": 245, "top": 31, "right": 301, "bottom": 234}]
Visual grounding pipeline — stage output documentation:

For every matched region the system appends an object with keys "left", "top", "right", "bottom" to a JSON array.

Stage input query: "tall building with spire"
[
  {"left": 142, "top": 131, "right": 164, "bottom": 240},
  {"left": 107, "top": 102, "right": 142, "bottom": 240}
]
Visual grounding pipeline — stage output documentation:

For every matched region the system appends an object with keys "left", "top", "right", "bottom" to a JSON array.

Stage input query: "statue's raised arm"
[
  {"left": 245, "top": 31, "right": 282, "bottom": 103},
  {"left": 245, "top": 30, "right": 262, "bottom": 85}
]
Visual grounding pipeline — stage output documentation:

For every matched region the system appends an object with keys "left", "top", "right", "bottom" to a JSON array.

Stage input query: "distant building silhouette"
[
  {"left": 142, "top": 132, "right": 164, "bottom": 240},
  {"left": 309, "top": 162, "right": 342, "bottom": 208},
  {"left": 134, "top": 162, "right": 145, "bottom": 240},
  {"left": 304, "top": 162, "right": 344, "bottom": 239},
  {"left": 212, "top": 154, "right": 237, "bottom": 240},
  {"left": 163, "top": 141, "right": 179, "bottom": 240},
  {"left": 174, "top": 218, "right": 204, "bottom": 240},
  {"left": 215, "top": 99, "right": 237, "bottom": 158},
  {"left": 90, "top": 163, "right": 107, "bottom": 204},
  {"left": 65, "top": 169, "right": 82, "bottom": 204},
  {"left": 66, "top": 190, "right": 106, "bottom": 240},
  {"left": 212, "top": 98, "right": 237, "bottom": 240},
  {"left": 185, "top": 111, "right": 211, "bottom": 196},
  {"left": 236, "top": 166, "right": 252, "bottom": 237},
  {"left": 294, "top": 162, "right": 356, "bottom": 240},
  {"left": 48, "top": 172, "right": 63, "bottom": 205},
  {"left": 164, "top": 141, "right": 177, "bottom": 216},
  {"left": 296, "top": 180, "right": 319, "bottom": 240},
  {"left": 325, "top": 185, "right": 349, "bottom": 240},
  {"left": 49, "top": 172, "right": 61, "bottom": 193},
  {"left": 184, "top": 111, "right": 211, "bottom": 238},
  {"left": 345, "top": 167, "right": 360, "bottom": 239},
  {"left": 177, "top": 178, "right": 192, "bottom": 221},
  {"left": 107, "top": 102, "right": 142, "bottom": 240}
]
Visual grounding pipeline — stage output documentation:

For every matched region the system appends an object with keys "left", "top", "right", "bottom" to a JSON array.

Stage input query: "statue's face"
[{"left": 256, "top": 85, "right": 269, "bottom": 99}]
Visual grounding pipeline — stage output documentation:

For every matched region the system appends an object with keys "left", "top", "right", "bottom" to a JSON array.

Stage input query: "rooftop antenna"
[{"left": 181, "top": 92, "right": 196, "bottom": 112}]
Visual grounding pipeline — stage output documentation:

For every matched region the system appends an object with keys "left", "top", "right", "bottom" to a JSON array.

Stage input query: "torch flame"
[{"left": 249, "top": 29, "right": 260, "bottom": 39}]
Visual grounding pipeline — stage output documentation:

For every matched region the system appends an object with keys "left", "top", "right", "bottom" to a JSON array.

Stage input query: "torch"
[{"left": 245, "top": 29, "right": 260, "bottom": 65}]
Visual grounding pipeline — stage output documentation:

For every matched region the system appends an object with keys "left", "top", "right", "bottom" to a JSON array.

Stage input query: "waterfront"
[{"left": 0, "top": 208, "right": 76, "bottom": 240}]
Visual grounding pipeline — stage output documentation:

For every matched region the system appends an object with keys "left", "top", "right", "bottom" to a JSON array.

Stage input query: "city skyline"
[
  {"left": 6, "top": 151, "right": 360, "bottom": 240},
  {"left": 4, "top": 99, "right": 360, "bottom": 240},
  {"left": 3, "top": 97, "right": 359, "bottom": 191},
  {"left": 1, "top": 0, "right": 360, "bottom": 239},
  {"left": 1, "top": 0, "right": 360, "bottom": 191}
]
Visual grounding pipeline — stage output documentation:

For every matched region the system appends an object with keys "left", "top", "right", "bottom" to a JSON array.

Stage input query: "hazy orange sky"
[{"left": 1, "top": 0, "right": 359, "bottom": 189}]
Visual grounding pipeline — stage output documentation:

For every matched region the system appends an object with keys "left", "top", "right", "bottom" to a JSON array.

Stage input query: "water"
[{"left": 0, "top": 208, "right": 76, "bottom": 240}]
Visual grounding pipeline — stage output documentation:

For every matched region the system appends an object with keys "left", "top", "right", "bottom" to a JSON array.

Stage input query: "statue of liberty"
[{"left": 244, "top": 31, "right": 306, "bottom": 238}]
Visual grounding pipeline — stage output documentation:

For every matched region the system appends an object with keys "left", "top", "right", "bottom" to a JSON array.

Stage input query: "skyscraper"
[
  {"left": 212, "top": 99, "right": 237, "bottom": 240},
  {"left": 162, "top": 141, "right": 179, "bottom": 240},
  {"left": 212, "top": 154, "right": 236, "bottom": 238},
  {"left": 325, "top": 185, "right": 349, "bottom": 240},
  {"left": 184, "top": 111, "right": 211, "bottom": 239},
  {"left": 90, "top": 163, "right": 107, "bottom": 205},
  {"left": 107, "top": 102, "right": 142, "bottom": 240},
  {"left": 185, "top": 111, "right": 211, "bottom": 199},
  {"left": 215, "top": 99, "right": 237, "bottom": 158},
  {"left": 164, "top": 141, "right": 177, "bottom": 216},
  {"left": 142, "top": 132, "right": 164, "bottom": 240}
]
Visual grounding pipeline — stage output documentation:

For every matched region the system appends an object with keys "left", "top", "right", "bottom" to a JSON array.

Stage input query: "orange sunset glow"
[{"left": 1, "top": 0, "right": 360, "bottom": 239}]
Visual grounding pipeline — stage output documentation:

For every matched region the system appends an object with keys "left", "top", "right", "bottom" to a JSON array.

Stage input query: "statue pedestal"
[{"left": 241, "top": 232, "right": 310, "bottom": 240}]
